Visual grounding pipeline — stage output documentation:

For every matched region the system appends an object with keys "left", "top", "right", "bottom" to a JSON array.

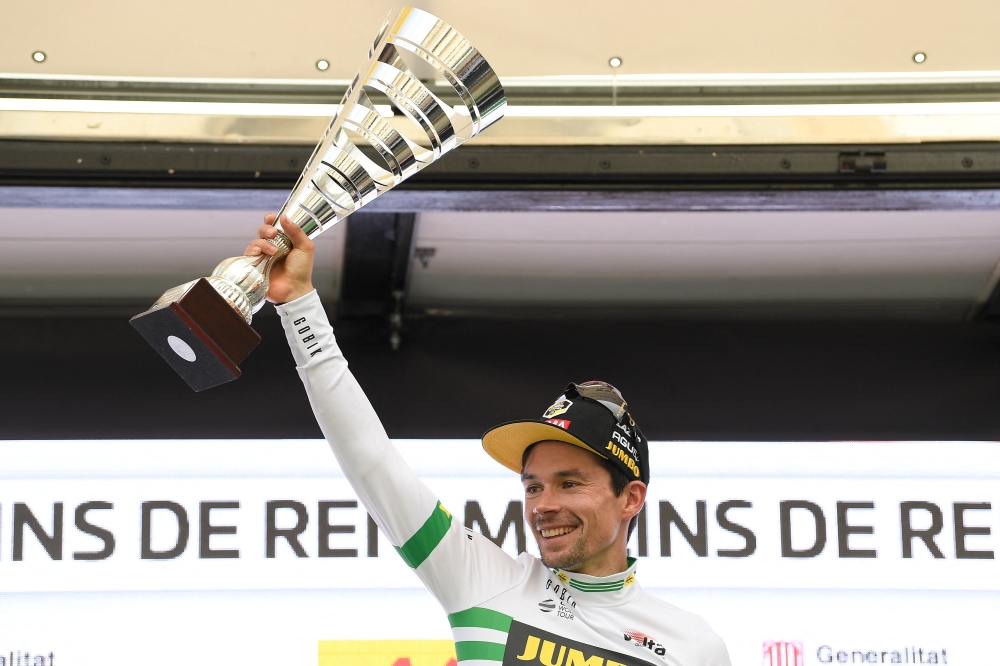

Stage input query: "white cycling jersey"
[{"left": 277, "top": 290, "right": 732, "bottom": 666}]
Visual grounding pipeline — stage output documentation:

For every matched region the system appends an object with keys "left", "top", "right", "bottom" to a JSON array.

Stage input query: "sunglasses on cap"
[{"left": 566, "top": 380, "right": 628, "bottom": 423}]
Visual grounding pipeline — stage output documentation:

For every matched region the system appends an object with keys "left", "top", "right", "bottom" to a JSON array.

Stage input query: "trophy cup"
[{"left": 130, "top": 7, "right": 506, "bottom": 391}]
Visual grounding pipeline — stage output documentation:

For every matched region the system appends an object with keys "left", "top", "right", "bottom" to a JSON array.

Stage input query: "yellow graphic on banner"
[{"left": 318, "top": 640, "right": 457, "bottom": 666}]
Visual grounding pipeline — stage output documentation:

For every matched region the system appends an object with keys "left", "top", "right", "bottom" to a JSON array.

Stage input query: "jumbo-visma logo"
[
  {"left": 503, "top": 621, "right": 657, "bottom": 666},
  {"left": 318, "top": 640, "right": 456, "bottom": 666}
]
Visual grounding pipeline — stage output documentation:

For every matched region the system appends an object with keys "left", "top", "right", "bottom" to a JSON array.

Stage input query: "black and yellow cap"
[{"left": 481, "top": 381, "right": 649, "bottom": 485}]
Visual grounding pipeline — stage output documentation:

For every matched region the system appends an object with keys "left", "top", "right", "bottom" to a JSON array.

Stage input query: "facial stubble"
[{"left": 535, "top": 523, "right": 590, "bottom": 571}]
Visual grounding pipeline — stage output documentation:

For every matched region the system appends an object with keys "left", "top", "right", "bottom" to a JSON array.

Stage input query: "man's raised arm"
[{"left": 245, "top": 215, "right": 525, "bottom": 612}]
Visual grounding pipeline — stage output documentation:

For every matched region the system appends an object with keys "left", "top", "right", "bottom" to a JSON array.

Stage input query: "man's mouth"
[{"left": 539, "top": 526, "right": 577, "bottom": 538}]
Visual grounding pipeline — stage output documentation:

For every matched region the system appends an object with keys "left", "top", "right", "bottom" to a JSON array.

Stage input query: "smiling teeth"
[{"left": 541, "top": 527, "right": 576, "bottom": 537}]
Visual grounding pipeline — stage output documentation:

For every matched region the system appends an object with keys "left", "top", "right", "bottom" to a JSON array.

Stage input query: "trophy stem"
[{"left": 208, "top": 230, "right": 293, "bottom": 322}]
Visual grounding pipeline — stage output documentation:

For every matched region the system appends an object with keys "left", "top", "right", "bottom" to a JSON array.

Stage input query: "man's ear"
[{"left": 623, "top": 480, "right": 647, "bottom": 521}]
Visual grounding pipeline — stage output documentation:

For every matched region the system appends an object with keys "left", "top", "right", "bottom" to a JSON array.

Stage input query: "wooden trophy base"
[{"left": 130, "top": 278, "right": 261, "bottom": 392}]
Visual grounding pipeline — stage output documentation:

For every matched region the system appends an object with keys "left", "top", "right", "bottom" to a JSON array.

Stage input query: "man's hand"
[{"left": 244, "top": 213, "right": 315, "bottom": 305}]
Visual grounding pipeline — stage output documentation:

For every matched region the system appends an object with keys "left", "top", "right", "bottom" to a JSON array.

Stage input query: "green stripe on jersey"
[
  {"left": 394, "top": 501, "right": 452, "bottom": 569},
  {"left": 569, "top": 578, "right": 625, "bottom": 592},
  {"left": 455, "top": 641, "right": 506, "bottom": 662},
  {"left": 448, "top": 607, "right": 513, "bottom": 632}
]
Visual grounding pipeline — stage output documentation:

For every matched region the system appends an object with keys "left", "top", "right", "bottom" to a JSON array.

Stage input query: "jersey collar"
[{"left": 552, "top": 557, "right": 639, "bottom": 603}]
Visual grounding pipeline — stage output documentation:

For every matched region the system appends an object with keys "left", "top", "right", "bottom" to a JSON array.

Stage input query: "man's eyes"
[{"left": 524, "top": 480, "right": 583, "bottom": 493}]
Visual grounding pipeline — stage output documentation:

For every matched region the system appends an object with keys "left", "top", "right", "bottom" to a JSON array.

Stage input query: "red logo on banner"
[
  {"left": 763, "top": 641, "right": 803, "bottom": 666},
  {"left": 545, "top": 419, "right": 571, "bottom": 429}
]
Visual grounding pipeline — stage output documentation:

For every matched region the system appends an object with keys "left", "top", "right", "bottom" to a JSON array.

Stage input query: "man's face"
[{"left": 521, "top": 440, "right": 640, "bottom": 574}]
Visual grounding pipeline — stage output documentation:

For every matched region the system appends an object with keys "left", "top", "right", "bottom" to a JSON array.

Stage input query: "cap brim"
[{"left": 482, "top": 420, "right": 607, "bottom": 474}]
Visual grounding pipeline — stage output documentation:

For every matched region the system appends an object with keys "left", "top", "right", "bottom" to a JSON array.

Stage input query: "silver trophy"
[{"left": 131, "top": 6, "right": 506, "bottom": 391}]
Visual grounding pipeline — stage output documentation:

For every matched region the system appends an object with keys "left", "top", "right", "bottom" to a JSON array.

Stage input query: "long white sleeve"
[{"left": 275, "top": 291, "right": 525, "bottom": 612}]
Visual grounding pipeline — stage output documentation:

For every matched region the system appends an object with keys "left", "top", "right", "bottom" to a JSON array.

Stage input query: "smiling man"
[{"left": 248, "top": 215, "right": 731, "bottom": 666}]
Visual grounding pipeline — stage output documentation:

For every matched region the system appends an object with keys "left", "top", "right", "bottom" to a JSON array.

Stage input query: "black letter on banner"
[
  {"left": 465, "top": 501, "right": 526, "bottom": 554},
  {"left": 659, "top": 501, "right": 707, "bottom": 557},
  {"left": 367, "top": 514, "right": 379, "bottom": 557},
  {"left": 716, "top": 500, "right": 756, "bottom": 557},
  {"left": 141, "top": 501, "right": 189, "bottom": 559},
  {"left": 73, "top": 501, "right": 115, "bottom": 560},
  {"left": 954, "top": 502, "right": 994, "bottom": 560},
  {"left": 837, "top": 501, "right": 876, "bottom": 558},
  {"left": 266, "top": 500, "right": 308, "bottom": 558},
  {"left": 900, "top": 501, "right": 945, "bottom": 559},
  {"left": 13, "top": 503, "right": 63, "bottom": 561},
  {"left": 319, "top": 501, "right": 357, "bottom": 557},
  {"left": 780, "top": 500, "right": 826, "bottom": 558},
  {"left": 200, "top": 501, "right": 240, "bottom": 559}
]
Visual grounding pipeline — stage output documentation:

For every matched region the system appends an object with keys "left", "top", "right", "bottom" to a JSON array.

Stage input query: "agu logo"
[{"left": 763, "top": 641, "right": 803, "bottom": 666}]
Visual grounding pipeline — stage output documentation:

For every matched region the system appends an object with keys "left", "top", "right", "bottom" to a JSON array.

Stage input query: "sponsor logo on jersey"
[
  {"left": 623, "top": 573, "right": 635, "bottom": 587},
  {"left": 623, "top": 630, "right": 668, "bottom": 659},
  {"left": 539, "top": 598, "right": 575, "bottom": 620},
  {"left": 545, "top": 418, "right": 571, "bottom": 429},
  {"left": 557, "top": 572, "right": 569, "bottom": 585},
  {"left": 504, "top": 621, "right": 656, "bottom": 666},
  {"left": 543, "top": 399, "right": 572, "bottom": 419},
  {"left": 545, "top": 578, "right": 577, "bottom": 609},
  {"left": 762, "top": 641, "right": 803, "bottom": 666}
]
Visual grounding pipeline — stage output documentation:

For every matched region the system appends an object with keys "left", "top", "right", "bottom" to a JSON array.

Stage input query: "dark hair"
[{"left": 522, "top": 443, "right": 640, "bottom": 540}]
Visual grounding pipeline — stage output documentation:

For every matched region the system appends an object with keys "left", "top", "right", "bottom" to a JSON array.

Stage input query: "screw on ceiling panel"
[
  {"left": 780, "top": 158, "right": 791, "bottom": 170},
  {"left": 468, "top": 157, "right": 480, "bottom": 169},
  {"left": 962, "top": 157, "right": 974, "bottom": 169},
  {"left": 599, "top": 159, "right": 612, "bottom": 170},
  {"left": 414, "top": 247, "right": 436, "bottom": 268},
  {"left": 100, "top": 155, "right": 111, "bottom": 166}
]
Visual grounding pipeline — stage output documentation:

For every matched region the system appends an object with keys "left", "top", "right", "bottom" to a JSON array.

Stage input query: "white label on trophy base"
[{"left": 167, "top": 335, "right": 196, "bottom": 362}]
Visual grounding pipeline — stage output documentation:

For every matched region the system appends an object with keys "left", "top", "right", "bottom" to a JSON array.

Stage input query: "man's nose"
[{"left": 531, "top": 487, "right": 562, "bottom": 516}]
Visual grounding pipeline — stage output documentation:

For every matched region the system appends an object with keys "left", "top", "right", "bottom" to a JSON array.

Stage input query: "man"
[{"left": 246, "top": 215, "right": 731, "bottom": 666}]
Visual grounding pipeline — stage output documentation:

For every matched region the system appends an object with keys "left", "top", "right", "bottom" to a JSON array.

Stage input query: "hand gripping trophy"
[{"left": 131, "top": 7, "right": 506, "bottom": 391}]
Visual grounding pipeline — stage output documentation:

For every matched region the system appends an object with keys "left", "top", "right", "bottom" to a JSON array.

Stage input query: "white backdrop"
[{"left": 0, "top": 439, "right": 997, "bottom": 666}]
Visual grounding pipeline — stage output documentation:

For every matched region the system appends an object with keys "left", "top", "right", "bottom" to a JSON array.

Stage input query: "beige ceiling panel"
[
  {"left": 407, "top": 210, "right": 1000, "bottom": 305},
  {"left": 2, "top": 0, "right": 998, "bottom": 79},
  {"left": 3, "top": 207, "right": 272, "bottom": 239},
  {"left": 411, "top": 238, "right": 1000, "bottom": 276},
  {"left": 415, "top": 210, "right": 1000, "bottom": 243},
  {"left": 1, "top": 208, "right": 346, "bottom": 301}
]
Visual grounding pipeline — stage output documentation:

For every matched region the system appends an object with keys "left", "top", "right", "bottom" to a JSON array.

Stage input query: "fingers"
[
  {"left": 255, "top": 222, "right": 278, "bottom": 240},
  {"left": 275, "top": 213, "right": 314, "bottom": 252},
  {"left": 249, "top": 212, "right": 314, "bottom": 256},
  {"left": 244, "top": 238, "right": 280, "bottom": 256}
]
